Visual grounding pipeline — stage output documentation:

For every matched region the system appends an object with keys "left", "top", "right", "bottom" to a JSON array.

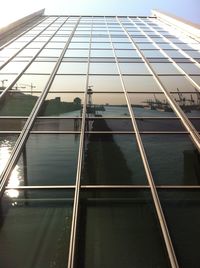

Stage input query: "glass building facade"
[{"left": 0, "top": 11, "right": 200, "bottom": 268}]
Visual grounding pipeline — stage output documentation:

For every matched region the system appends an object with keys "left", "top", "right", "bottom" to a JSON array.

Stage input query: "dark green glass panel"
[
  {"left": 7, "top": 134, "right": 80, "bottom": 186},
  {"left": 32, "top": 118, "right": 81, "bottom": 131},
  {"left": 85, "top": 119, "right": 132, "bottom": 131},
  {"left": 0, "top": 92, "right": 40, "bottom": 116},
  {"left": 159, "top": 190, "right": 200, "bottom": 268},
  {"left": 75, "top": 189, "right": 170, "bottom": 268},
  {"left": 189, "top": 118, "right": 200, "bottom": 131},
  {"left": 142, "top": 134, "right": 200, "bottom": 185},
  {"left": 81, "top": 134, "right": 147, "bottom": 185},
  {"left": 0, "top": 190, "right": 73, "bottom": 268},
  {"left": 0, "top": 118, "right": 26, "bottom": 130}
]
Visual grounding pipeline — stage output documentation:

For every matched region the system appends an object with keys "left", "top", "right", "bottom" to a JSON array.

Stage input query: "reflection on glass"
[
  {"left": 0, "top": 190, "right": 73, "bottom": 268},
  {"left": 189, "top": 118, "right": 200, "bottom": 131},
  {"left": 90, "top": 50, "right": 114, "bottom": 58},
  {"left": 172, "top": 93, "right": 200, "bottom": 117},
  {"left": 86, "top": 93, "right": 129, "bottom": 117},
  {"left": 159, "top": 76, "right": 197, "bottom": 92},
  {"left": 58, "top": 62, "right": 88, "bottom": 74},
  {"left": 38, "top": 49, "right": 62, "bottom": 57},
  {"left": 64, "top": 49, "right": 89, "bottom": 58},
  {"left": 119, "top": 63, "right": 150, "bottom": 74},
  {"left": 76, "top": 189, "right": 170, "bottom": 268},
  {"left": 25, "top": 62, "right": 56, "bottom": 74},
  {"left": 0, "top": 92, "right": 40, "bottom": 116},
  {"left": 89, "top": 63, "right": 118, "bottom": 74},
  {"left": 178, "top": 63, "right": 200, "bottom": 75},
  {"left": 150, "top": 63, "right": 181, "bottom": 74},
  {"left": 136, "top": 118, "right": 185, "bottom": 132},
  {"left": 123, "top": 75, "right": 161, "bottom": 92},
  {"left": 0, "top": 61, "right": 28, "bottom": 74},
  {"left": 159, "top": 190, "right": 200, "bottom": 268},
  {"left": 88, "top": 75, "right": 123, "bottom": 92},
  {"left": 39, "top": 93, "right": 84, "bottom": 116},
  {"left": 7, "top": 134, "right": 80, "bottom": 186},
  {"left": 11, "top": 74, "right": 49, "bottom": 92},
  {"left": 32, "top": 118, "right": 81, "bottom": 131},
  {"left": 50, "top": 75, "right": 86, "bottom": 91},
  {"left": 141, "top": 50, "right": 165, "bottom": 58},
  {"left": 0, "top": 74, "right": 16, "bottom": 91},
  {"left": 0, "top": 118, "right": 26, "bottom": 130},
  {"left": 82, "top": 134, "right": 146, "bottom": 184},
  {"left": 142, "top": 134, "right": 200, "bottom": 185},
  {"left": 129, "top": 93, "right": 176, "bottom": 117},
  {"left": 0, "top": 135, "right": 18, "bottom": 177},
  {"left": 85, "top": 119, "right": 132, "bottom": 131}
]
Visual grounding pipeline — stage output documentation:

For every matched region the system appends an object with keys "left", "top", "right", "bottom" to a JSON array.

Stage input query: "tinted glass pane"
[
  {"left": 32, "top": 118, "right": 81, "bottom": 131},
  {"left": 150, "top": 63, "right": 181, "bottom": 74},
  {"left": 76, "top": 189, "right": 170, "bottom": 268},
  {"left": 178, "top": 63, "right": 200, "bottom": 75},
  {"left": 142, "top": 134, "right": 200, "bottom": 185},
  {"left": 123, "top": 75, "right": 161, "bottom": 92},
  {"left": 0, "top": 190, "right": 73, "bottom": 268},
  {"left": 39, "top": 93, "right": 84, "bottom": 116},
  {"left": 189, "top": 118, "right": 200, "bottom": 131},
  {"left": 0, "top": 134, "right": 18, "bottom": 175},
  {"left": 25, "top": 62, "right": 56, "bottom": 74},
  {"left": 7, "top": 134, "right": 80, "bottom": 186},
  {"left": 89, "top": 63, "right": 118, "bottom": 74},
  {"left": 88, "top": 75, "right": 123, "bottom": 92},
  {"left": 0, "top": 92, "right": 40, "bottom": 116},
  {"left": 50, "top": 75, "right": 86, "bottom": 91},
  {"left": 85, "top": 118, "right": 132, "bottom": 131},
  {"left": 82, "top": 134, "right": 147, "bottom": 184},
  {"left": 159, "top": 76, "right": 197, "bottom": 92},
  {"left": 129, "top": 93, "right": 176, "bottom": 117},
  {"left": 0, "top": 118, "right": 26, "bottom": 131},
  {"left": 0, "top": 61, "right": 28, "bottom": 74},
  {"left": 159, "top": 190, "right": 200, "bottom": 268},
  {"left": 119, "top": 63, "right": 150, "bottom": 74},
  {"left": 86, "top": 93, "right": 129, "bottom": 117},
  {"left": 136, "top": 118, "right": 185, "bottom": 132},
  {"left": 58, "top": 62, "right": 87, "bottom": 74}
]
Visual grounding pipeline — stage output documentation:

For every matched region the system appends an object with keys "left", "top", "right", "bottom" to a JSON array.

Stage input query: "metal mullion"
[
  {"left": 122, "top": 17, "right": 200, "bottom": 152},
  {"left": 117, "top": 16, "right": 179, "bottom": 268},
  {"left": 137, "top": 18, "right": 200, "bottom": 89},
  {"left": 67, "top": 16, "right": 93, "bottom": 268},
  {"left": 0, "top": 16, "right": 47, "bottom": 51},
  {"left": 0, "top": 17, "right": 60, "bottom": 71},
  {"left": 5, "top": 185, "right": 75, "bottom": 190},
  {"left": 0, "top": 17, "right": 68, "bottom": 100},
  {"left": 0, "top": 17, "right": 81, "bottom": 196}
]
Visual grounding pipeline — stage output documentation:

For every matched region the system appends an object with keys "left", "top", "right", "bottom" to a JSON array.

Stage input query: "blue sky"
[{"left": 1, "top": 0, "right": 200, "bottom": 28}]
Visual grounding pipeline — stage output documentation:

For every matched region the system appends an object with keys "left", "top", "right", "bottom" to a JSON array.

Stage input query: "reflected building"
[{"left": 0, "top": 9, "right": 200, "bottom": 268}]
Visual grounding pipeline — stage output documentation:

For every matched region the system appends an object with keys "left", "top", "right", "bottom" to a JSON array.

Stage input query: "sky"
[{"left": 0, "top": 0, "right": 200, "bottom": 28}]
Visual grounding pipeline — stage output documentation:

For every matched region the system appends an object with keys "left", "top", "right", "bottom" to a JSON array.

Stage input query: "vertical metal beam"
[
  {"left": 115, "top": 16, "right": 179, "bottom": 268},
  {"left": 67, "top": 16, "right": 93, "bottom": 268}
]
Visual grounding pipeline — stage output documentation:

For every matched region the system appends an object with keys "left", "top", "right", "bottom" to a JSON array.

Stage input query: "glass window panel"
[
  {"left": 85, "top": 118, "right": 132, "bottom": 131},
  {"left": 89, "top": 63, "right": 118, "bottom": 74},
  {"left": 51, "top": 37, "right": 70, "bottom": 42},
  {"left": 119, "top": 63, "right": 150, "bottom": 74},
  {"left": 39, "top": 93, "right": 83, "bottom": 116},
  {"left": 115, "top": 50, "right": 140, "bottom": 58},
  {"left": 178, "top": 63, "right": 200, "bottom": 75},
  {"left": 64, "top": 49, "right": 89, "bottom": 57},
  {"left": 58, "top": 62, "right": 87, "bottom": 74},
  {"left": 136, "top": 118, "right": 185, "bottom": 132},
  {"left": 137, "top": 43, "right": 157, "bottom": 49},
  {"left": 172, "top": 93, "right": 200, "bottom": 117},
  {"left": 159, "top": 76, "right": 197, "bottom": 92},
  {"left": 11, "top": 74, "right": 49, "bottom": 92},
  {"left": 184, "top": 50, "right": 200, "bottom": 58},
  {"left": 17, "top": 49, "right": 40, "bottom": 57},
  {"left": 142, "top": 134, "right": 200, "bottom": 185},
  {"left": 0, "top": 48, "right": 19, "bottom": 57},
  {"left": 159, "top": 190, "right": 200, "bottom": 268},
  {"left": 189, "top": 75, "right": 200, "bottom": 87},
  {"left": 0, "top": 134, "right": 18, "bottom": 175},
  {"left": 68, "top": 43, "right": 90, "bottom": 49},
  {"left": 190, "top": 118, "right": 200, "bottom": 131},
  {"left": 0, "top": 118, "right": 26, "bottom": 131},
  {"left": 92, "top": 37, "right": 110, "bottom": 42},
  {"left": 86, "top": 93, "right": 129, "bottom": 117},
  {"left": 25, "top": 62, "right": 56, "bottom": 74},
  {"left": 0, "top": 61, "right": 28, "bottom": 74},
  {"left": 27, "top": 42, "right": 46, "bottom": 48},
  {"left": 0, "top": 92, "right": 40, "bottom": 116},
  {"left": 150, "top": 63, "right": 181, "bottom": 74},
  {"left": 8, "top": 134, "right": 80, "bottom": 186},
  {"left": 91, "top": 43, "right": 111, "bottom": 49},
  {"left": 32, "top": 118, "right": 81, "bottom": 131},
  {"left": 38, "top": 49, "right": 62, "bottom": 57},
  {"left": 88, "top": 75, "right": 123, "bottom": 91},
  {"left": 45, "top": 42, "right": 66, "bottom": 49},
  {"left": 76, "top": 189, "right": 170, "bottom": 268},
  {"left": 90, "top": 50, "right": 114, "bottom": 58},
  {"left": 82, "top": 134, "right": 147, "bottom": 184},
  {"left": 50, "top": 75, "right": 86, "bottom": 91},
  {"left": 113, "top": 43, "right": 133, "bottom": 49},
  {"left": 0, "top": 190, "right": 73, "bottom": 268},
  {"left": 129, "top": 93, "right": 176, "bottom": 117},
  {"left": 0, "top": 74, "right": 17, "bottom": 90},
  {"left": 164, "top": 50, "right": 186, "bottom": 58},
  {"left": 142, "top": 50, "right": 166, "bottom": 58},
  {"left": 123, "top": 75, "right": 161, "bottom": 92}
]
